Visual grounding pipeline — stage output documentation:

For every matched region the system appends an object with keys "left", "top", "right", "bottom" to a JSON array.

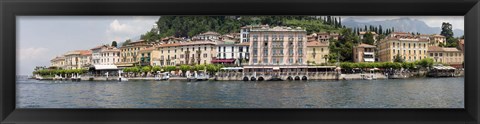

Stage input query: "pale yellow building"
[
  {"left": 428, "top": 46, "right": 464, "bottom": 68},
  {"left": 248, "top": 26, "right": 307, "bottom": 65},
  {"left": 377, "top": 35, "right": 429, "bottom": 62},
  {"left": 306, "top": 40, "right": 329, "bottom": 65},
  {"left": 50, "top": 56, "right": 66, "bottom": 69},
  {"left": 117, "top": 40, "right": 153, "bottom": 67},
  {"left": 429, "top": 34, "right": 446, "bottom": 46},
  {"left": 64, "top": 50, "right": 92, "bottom": 69},
  {"left": 353, "top": 43, "right": 376, "bottom": 63},
  {"left": 156, "top": 41, "right": 217, "bottom": 66},
  {"left": 138, "top": 47, "right": 161, "bottom": 66}
]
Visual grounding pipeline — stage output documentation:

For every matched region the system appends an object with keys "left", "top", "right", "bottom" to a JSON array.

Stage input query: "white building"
[
  {"left": 213, "top": 41, "right": 250, "bottom": 65},
  {"left": 91, "top": 45, "right": 120, "bottom": 65},
  {"left": 193, "top": 31, "right": 221, "bottom": 41},
  {"left": 64, "top": 50, "right": 92, "bottom": 69}
]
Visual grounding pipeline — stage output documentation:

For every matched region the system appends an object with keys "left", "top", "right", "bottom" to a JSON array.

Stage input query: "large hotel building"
[
  {"left": 248, "top": 26, "right": 307, "bottom": 65},
  {"left": 377, "top": 32, "right": 429, "bottom": 62}
]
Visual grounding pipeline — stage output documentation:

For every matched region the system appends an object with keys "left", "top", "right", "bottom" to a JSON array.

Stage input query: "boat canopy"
[
  {"left": 92, "top": 65, "right": 118, "bottom": 70},
  {"left": 432, "top": 66, "right": 456, "bottom": 70},
  {"left": 220, "top": 67, "right": 243, "bottom": 70}
]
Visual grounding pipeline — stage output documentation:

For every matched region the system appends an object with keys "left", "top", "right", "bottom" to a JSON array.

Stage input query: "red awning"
[{"left": 211, "top": 59, "right": 235, "bottom": 63}]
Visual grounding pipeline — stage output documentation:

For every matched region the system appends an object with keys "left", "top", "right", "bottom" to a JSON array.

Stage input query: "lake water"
[{"left": 16, "top": 77, "right": 464, "bottom": 108}]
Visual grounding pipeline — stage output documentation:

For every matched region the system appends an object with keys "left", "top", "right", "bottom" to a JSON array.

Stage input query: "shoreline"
[{"left": 27, "top": 73, "right": 464, "bottom": 82}]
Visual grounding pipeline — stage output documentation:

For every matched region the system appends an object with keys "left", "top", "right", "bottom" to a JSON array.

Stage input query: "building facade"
[
  {"left": 428, "top": 46, "right": 464, "bottom": 68},
  {"left": 156, "top": 41, "right": 217, "bottom": 66},
  {"left": 91, "top": 45, "right": 120, "bottom": 65},
  {"left": 118, "top": 40, "right": 153, "bottom": 67},
  {"left": 378, "top": 34, "right": 429, "bottom": 62},
  {"left": 240, "top": 25, "right": 269, "bottom": 43},
  {"left": 429, "top": 34, "right": 446, "bottom": 46},
  {"left": 212, "top": 41, "right": 250, "bottom": 65},
  {"left": 353, "top": 43, "right": 376, "bottom": 63},
  {"left": 193, "top": 31, "right": 221, "bottom": 41},
  {"left": 50, "top": 56, "right": 66, "bottom": 69},
  {"left": 306, "top": 40, "right": 329, "bottom": 65},
  {"left": 248, "top": 26, "right": 307, "bottom": 65},
  {"left": 64, "top": 50, "right": 92, "bottom": 69}
]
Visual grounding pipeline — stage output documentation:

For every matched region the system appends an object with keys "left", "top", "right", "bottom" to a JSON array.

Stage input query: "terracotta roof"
[
  {"left": 90, "top": 45, "right": 106, "bottom": 50},
  {"left": 51, "top": 56, "right": 65, "bottom": 61},
  {"left": 356, "top": 43, "right": 376, "bottom": 48},
  {"left": 306, "top": 40, "right": 328, "bottom": 47},
  {"left": 428, "top": 46, "right": 460, "bottom": 52},
  {"left": 431, "top": 34, "right": 445, "bottom": 38},
  {"left": 391, "top": 32, "right": 409, "bottom": 34},
  {"left": 236, "top": 42, "right": 250, "bottom": 46},
  {"left": 157, "top": 41, "right": 216, "bottom": 48},
  {"left": 79, "top": 50, "right": 92, "bottom": 56},
  {"left": 139, "top": 47, "right": 156, "bottom": 52}
]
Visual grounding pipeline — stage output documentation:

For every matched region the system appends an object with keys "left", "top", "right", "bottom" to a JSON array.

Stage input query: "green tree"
[
  {"left": 394, "top": 54, "right": 404, "bottom": 63},
  {"left": 164, "top": 66, "right": 177, "bottom": 72},
  {"left": 111, "top": 41, "right": 117, "bottom": 47},
  {"left": 362, "top": 32, "right": 375, "bottom": 45},
  {"left": 179, "top": 65, "right": 191, "bottom": 76},
  {"left": 122, "top": 39, "right": 132, "bottom": 46},
  {"left": 152, "top": 66, "right": 162, "bottom": 72},
  {"left": 440, "top": 22, "right": 454, "bottom": 38}
]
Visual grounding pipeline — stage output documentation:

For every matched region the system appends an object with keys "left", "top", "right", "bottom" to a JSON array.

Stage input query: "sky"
[
  {"left": 341, "top": 16, "right": 464, "bottom": 30},
  {"left": 16, "top": 16, "right": 464, "bottom": 75},
  {"left": 17, "top": 16, "right": 161, "bottom": 75}
]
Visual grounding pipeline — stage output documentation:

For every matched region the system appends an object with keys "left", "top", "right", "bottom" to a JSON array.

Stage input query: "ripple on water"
[{"left": 16, "top": 77, "right": 464, "bottom": 108}]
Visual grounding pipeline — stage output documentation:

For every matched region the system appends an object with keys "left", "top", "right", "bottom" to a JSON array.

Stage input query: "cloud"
[
  {"left": 105, "top": 16, "right": 160, "bottom": 42},
  {"left": 18, "top": 47, "right": 49, "bottom": 60}
]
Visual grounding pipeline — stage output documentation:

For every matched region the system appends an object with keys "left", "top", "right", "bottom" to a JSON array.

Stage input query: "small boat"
[
  {"left": 118, "top": 70, "right": 129, "bottom": 81},
  {"left": 155, "top": 72, "right": 170, "bottom": 81}
]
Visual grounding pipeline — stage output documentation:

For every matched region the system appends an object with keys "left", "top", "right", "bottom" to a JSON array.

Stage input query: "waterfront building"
[
  {"left": 427, "top": 46, "right": 464, "bottom": 68},
  {"left": 50, "top": 56, "right": 66, "bottom": 69},
  {"left": 91, "top": 45, "right": 120, "bottom": 65},
  {"left": 240, "top": 25, "right": 270, "bottom": 43},
  {"left": 212, "top": 41, "right": 249, "bottom": 65},
  {"left": 156, "top": 41, "right": 217, "bottom": 66},
  {"left": 353, "top": 43, "right": 376, "bottom": 63},
  {"left": 306, "top": 40, "right": 329, "bottom": 65},
  {"left": 248, "top": 26, "right": 307, "bottom": 65},
  {"left": 377, "top": 33, "right": 429, "bottom": 62},
  {"left": 117, "top": 40, "right": 153, "bottom": 67},
  {"left": 192, "top": 31, "right": 221, "bottom": 41},
  {"left": 138, "top": 47, "right": 161, "bottom": 66},
  {"left": 64, "top": 50, "right": 92, "bottom": 69}
]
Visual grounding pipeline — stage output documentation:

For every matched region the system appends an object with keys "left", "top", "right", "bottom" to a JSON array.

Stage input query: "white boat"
[
  {"left": 155, "top": 72, "right": 170, "bottom": 81},
  {"left": 362, "top": 69, "right": 377, "bottom": 80},
  {"left": 118, "top": 70, "right": 129, "bottom": 81}
]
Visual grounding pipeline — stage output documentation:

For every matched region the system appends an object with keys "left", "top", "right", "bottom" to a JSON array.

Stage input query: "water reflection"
[{"left": 16, "top": 77, "right": 464, "bottom": 108}]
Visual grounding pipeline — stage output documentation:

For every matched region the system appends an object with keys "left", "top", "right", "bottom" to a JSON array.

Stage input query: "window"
[{"left": 263, "top": 58, "right": 268, "bottom": 64}]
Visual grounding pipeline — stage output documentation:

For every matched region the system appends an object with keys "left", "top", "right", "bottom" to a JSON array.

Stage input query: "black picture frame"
[{"left": 1, "top": 0, "right": 479, "bottom": 124}]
